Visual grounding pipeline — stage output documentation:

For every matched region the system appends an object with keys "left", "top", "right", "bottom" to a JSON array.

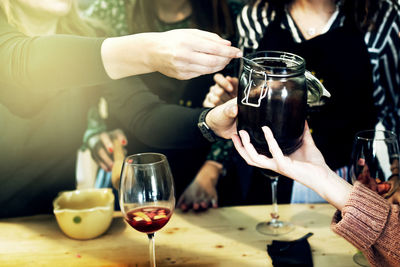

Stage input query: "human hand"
[
  {"left": 205, "top": 98, "right": 238, "bottom": 139},
  {"left": 203, "top": 73, "right": 238, "bottom": 107},
  {"left": 87, "top": 129, "right": 127, "bottom": 172},
  {"left": 177, "top": 161, "right": 222, "bottom": 212},
  {"left": 232, "top": 122, "right": 328, "bottom": 183},
  {"left": 102, "top": 29, "right": 242, "bottom": 80},
  {"left": 149, "top": 29, "right": 242, "bottom": 80},
  {"left": 231, "top": 122, "right": 352, "bottom": 210}
]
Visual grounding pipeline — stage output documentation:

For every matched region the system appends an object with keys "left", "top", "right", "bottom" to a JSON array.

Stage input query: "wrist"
[
  {"left": 198, "top": 109, "right": 219, "bottom": 142},
  {"left": 317, "top": 169, "right": 352, "bottom": 211},
  {"left": 195, "top": 161, "right": 222, "bottom": 186}
]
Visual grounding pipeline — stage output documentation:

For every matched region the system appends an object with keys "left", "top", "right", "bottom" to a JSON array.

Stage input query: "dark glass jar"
[{"left": 237, "top": 51, "right": 308, "bottom": 156}]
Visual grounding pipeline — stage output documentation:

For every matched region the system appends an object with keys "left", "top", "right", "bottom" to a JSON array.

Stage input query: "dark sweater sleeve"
[
  {"left": 103, "top": 77, "right": 208, "bottom": 149},
  {"left": 0, "top": 14, "right": 111, "bottom": 115},
  {"left": 331, "top": 182, "right": 400, "bottom": 267}
]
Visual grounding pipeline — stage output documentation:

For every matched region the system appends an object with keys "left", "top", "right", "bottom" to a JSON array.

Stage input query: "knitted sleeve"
[{"left": 331, "top": 182, "right": 400, "bottom": 267}]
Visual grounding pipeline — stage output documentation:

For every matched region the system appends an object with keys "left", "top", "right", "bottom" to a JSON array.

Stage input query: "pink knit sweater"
[{"left": 331, "top": 182, "right": 400, "bottom": 267}]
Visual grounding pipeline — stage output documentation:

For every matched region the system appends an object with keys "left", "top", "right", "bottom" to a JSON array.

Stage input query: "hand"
[
  {"left": 205, "top": 98, "right": 238, "bottom": 139},
  {"left": 87, "top": 129, "right": 127, "bottom": 172},
  {"left": 386, "top": 176, "right": 400, "bottom": 204},
  {"left": 203, "top": 73, "right": 238, "bottom": 108},
  {"left": 177, "top": 161, "right": 222, "bottom": 212},
  {"left": 231, "top": 122, "right": 352, "bottom": 210},
  {"left": 102, "top": 29, "right": 242, "bottom": 80}
]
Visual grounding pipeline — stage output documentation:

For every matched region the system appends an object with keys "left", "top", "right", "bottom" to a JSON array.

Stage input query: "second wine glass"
[
  {"left": 119, "top": 153, "right": 175, "bottom": 267},
  {"left": 350, "top": 129, "right": 399, "bottom": 267}
]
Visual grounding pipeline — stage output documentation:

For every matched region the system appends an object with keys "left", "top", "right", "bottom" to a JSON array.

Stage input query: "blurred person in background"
[
  {"left": 82, "top": 0, "right": 246, "bottom": 211},
  {"left": 199, "top": 0, "right": 400, "bottom": 207},
  {"left": 0, "top": 0, "right": 241, "bottom": 218}
]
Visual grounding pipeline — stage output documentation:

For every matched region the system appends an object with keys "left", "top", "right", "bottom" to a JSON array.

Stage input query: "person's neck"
[
  {"left": 288, "top": 0, "right": 336, "bottom": 39},
  {"left": 155, "top": 0, "right": 192, "bottom": 23},
  {"left": 13, "top": 4, "right": 59, "bottom": 36},
  {"left": 290, "top": 0, "right": 335, "bottom": 14}
]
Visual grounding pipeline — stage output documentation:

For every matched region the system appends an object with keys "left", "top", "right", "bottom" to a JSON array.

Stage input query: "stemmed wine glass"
[
  {"left": 119, "top": 153, "right": 175, "bottom": 267},
  {"left": 350, "top": 129, "right": 399, "bottom": 267},
  {"left": 256, "top": 169, "right": 294, "bottom": 235}
]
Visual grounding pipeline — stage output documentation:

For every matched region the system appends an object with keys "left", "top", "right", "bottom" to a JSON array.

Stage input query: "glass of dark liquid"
[
  {"left": 238, "top": 51, "right": 308, "bottom": 235},
  {"left": 350, "top": 129, "right": 399, "bottom": 267},
  {"left": 119, "top": 153, "right": 175, "bottom": 267}
]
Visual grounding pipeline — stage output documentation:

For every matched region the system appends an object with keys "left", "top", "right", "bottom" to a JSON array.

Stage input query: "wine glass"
[
  {"left": 256, "top": 169, "right": 294, "bottom": 235},
  {"left": 119, "top": 153, "right": 175, "bottom": 267},
  {"left": 350, "top": 129, "right": 399, "bottom": 267}
]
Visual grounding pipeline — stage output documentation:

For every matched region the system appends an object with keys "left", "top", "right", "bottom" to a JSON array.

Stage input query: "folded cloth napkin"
[{"left": 267, "top": 232, "right": 314, "bottom": 267}]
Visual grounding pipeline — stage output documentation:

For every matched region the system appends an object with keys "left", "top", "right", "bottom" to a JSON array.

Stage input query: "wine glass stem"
[
  {"left": 148, "top": 233, "right": 156, "bottom": 267},
  {"left": 270, "top": 177, "right": 279, "bottom": 224}
]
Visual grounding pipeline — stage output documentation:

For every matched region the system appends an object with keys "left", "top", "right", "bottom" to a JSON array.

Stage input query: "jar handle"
[
  {"left": 241, "top": 69, "right": 269, "bottom": 107},
  {"left": 305, "top": 70, "right": 331, "bottom": 105}
]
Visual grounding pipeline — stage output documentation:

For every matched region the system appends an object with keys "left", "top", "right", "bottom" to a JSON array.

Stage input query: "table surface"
[{"left": 0, "top": 204, "right": 359, "bottom": 267}]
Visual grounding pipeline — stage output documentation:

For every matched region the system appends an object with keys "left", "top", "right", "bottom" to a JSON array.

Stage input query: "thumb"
[{"left": 223, "top": 98, "right": 238, "bottom": 118}]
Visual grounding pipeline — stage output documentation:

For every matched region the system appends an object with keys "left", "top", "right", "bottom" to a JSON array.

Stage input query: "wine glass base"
[
  {"left": 353, "top": 251, "right": 370, "bottom": 267},
  {"left": 256, "top": 221, "right": 294, "bottom": 235}
]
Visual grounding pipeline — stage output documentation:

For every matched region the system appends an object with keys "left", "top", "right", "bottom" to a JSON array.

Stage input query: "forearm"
[
  {"left": 101, "top": 33, "right": 157, "bottom": 79},
  {"left": 132, "top": 104, "right": 207, "bottom": 149},
  {"left": 315, "top": 169, "right": 352, "bottom": 211},
  {"left": 295, "top": 168, "right": 352, "bottom": 211},
  {"left": 0, "top": 32, "right": 111, "bottom": 91},
  {"left": 195, "top": 160, "right": 223, "bottom": 185},
  {"left": 104, "top": 77, "right": 208, "bottom": 149},
  {"left": 331, "top": 182, "right": 400, "bottom": 266}
]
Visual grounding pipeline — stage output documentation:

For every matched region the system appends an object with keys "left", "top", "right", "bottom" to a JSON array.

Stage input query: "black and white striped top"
[{"left": 237, "top": 0, "right": 400, "bottom": 136}]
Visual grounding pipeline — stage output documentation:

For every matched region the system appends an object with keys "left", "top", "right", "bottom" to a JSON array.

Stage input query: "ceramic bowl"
[{"left": 53, "top": 188, "right": 114, "bottom": 240}]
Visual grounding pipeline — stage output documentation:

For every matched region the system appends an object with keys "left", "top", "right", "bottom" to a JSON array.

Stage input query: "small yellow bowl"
[{"left": 53, "top": 188, "right": 114, "bottom": 240}]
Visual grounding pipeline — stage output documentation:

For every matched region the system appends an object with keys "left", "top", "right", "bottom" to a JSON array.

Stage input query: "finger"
[
  {"left": 262, "top": 126, "right": 285, "bottom": 161},
  {"left": 191, "top": 38, "right": 242, "bottom": 58},
  {"left": 174, "top": 60, "right": 231, "bottom": 80},
  {"left": 239, "top": 130, "right": 275, "bottom": 169},
  {"left": 203, "top": 98, "right": 215, "bottom": 108},
  {"left": 185, "top": 53, "right": 233, "bottom": 69},
  {"left": 98, "top": 161, "right": 109, "bottom": 172},
  {"left": 224, "top": 98, "right": 238, "bottom": 118},
  {"left": 112, "top": 129, "right": 128, "bottom": 146},
  {"left": 91, "top": 142, "right": 112, "bottom": 171},
  {"left": 232, "top": 133, "right": 256, "bottom": 166},
  {"left": 211, "top": 199, "right": 218, "bottom": 208},
  {"left": 100, "top": 132, "right": 114, "bottom": 154},
  {"left": 98, "top": 147, "right": 114, "bottom": 170},
  {"left": 200, "top": 201, "right": 208, "bottom": 209},
  {"left": 214, "top": 73, "right": 233, "bottom": 92},
  {"left": 177, "top": 195, "right": 189, "bottom": 211},
  {"left": 210, "top": 85, "right": 232, "bottom": 103},
  {"left": 302, "top": 121, "right": 316, "bottom": 146},
  {"left": 227, "top": 77, "right": 239, "bottom": 97},
  {"left": 207, "top": 92, "right": 224, "bottom": 107},
  {"left": 180, "top": 203, "right": 188, "bottom": 211}
]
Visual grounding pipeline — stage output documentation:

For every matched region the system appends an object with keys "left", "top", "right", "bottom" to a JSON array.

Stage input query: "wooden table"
[{"left": 0, "top": 204, "right": 359, "bottom": 267}]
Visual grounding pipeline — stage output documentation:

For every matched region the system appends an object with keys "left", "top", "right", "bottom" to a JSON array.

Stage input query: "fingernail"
[
  {"left": 108, "top": 147, "right": 113, "bottom": 153},
  {"left": 236, "top": 51, "right": 243, "bottom": 57},
  {"left": 121, "top": 139, "right": 127, "bottom": 145}
]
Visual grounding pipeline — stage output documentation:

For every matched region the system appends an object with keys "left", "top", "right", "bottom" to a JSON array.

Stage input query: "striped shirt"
[{"left": 237, "top": 0, "right": 400, "bottom": 137}]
